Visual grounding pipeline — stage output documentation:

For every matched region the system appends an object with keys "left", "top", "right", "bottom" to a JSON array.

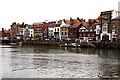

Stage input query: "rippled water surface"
[{"left": 1, "top": 45, "right": 120, "bottom": 78}]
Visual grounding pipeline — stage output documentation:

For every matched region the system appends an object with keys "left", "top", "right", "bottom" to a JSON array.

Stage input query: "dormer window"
[{"left": 90, "top": 29, "right": 93, "bottom": 32}]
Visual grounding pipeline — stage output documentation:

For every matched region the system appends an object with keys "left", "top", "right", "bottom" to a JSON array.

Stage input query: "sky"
[{"left": 0, "top": 0, "right": 120, "bottom": 30}]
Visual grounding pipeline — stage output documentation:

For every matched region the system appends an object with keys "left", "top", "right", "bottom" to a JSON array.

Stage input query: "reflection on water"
[{"left": 1, "top": 45, "right": 120, "bottom": 78}]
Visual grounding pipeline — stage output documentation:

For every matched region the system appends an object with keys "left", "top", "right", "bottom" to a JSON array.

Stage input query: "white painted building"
[
  {"left": 112, "top": 10, "right": 119, "bottom": 19},
  {"left": 53, "top": 25, "right": 61, "bottom": 39},
  {"left": 48, "top": 27, "right": 54, "bottom": 38},
  {"left": 30, "top": 29, "right": 34, "bottom": 38},
  {"left": 20, "top": 25, "right": 34, "bottom": 39},
  {"left": 96, "top": 24, "right": 101, "bottom": 41},
  {"left": 100, "top": 23, "right": 112, "bottom": 41},
  {"left": 79, "top": 26, "right": 88, "bottom": 41},
  {"left": 48, "top": 21, "right": 56, "bottom": 39}
]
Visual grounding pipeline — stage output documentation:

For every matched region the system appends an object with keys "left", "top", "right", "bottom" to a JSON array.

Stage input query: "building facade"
[
  {"left": 32, "top": 22, "right": 48, "bottom": 40},
  {"left": 96, "top": 24, "right": 101, "bottom": 41},
  {"left": 69, "top": 23, "right": 82, "bottom": 40},
  {"left": 0, "top": 28, "right": 7, "bottom": 40},
  {"left": 111, "top": 16, "right": 120, "bottom": 41},
  {"left": 60, "top": 22, "right": 70, "bottom": 40},
  {"left": 48, "top": 21, "right": 56, "bottom": 39},
  {"left": 100, "top": 11, "right": 112, "bottom": 41},
  {"left": 53, "top": 23, "right": 61, "bottom": 40},
  {"left": 79, "top": 25, "right": 96, "bottom": 42},
  {"left": 23, "top": 24, "right": 34, "bottom": 40}
]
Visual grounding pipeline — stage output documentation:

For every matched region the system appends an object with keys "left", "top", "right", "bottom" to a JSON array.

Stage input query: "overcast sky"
[{"left": 0, "top": 0, "right": 119, "bottom": 30}]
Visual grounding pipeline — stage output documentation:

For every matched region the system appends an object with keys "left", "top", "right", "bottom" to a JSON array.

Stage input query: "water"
[{"left": 1, "top": 45, "right": 120, "bottom": 78}]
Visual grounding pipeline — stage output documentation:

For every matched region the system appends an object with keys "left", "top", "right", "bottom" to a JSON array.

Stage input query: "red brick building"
[
  {"left": 69, "top": 22, "right": 82, "bottom": 39},
  {"left": 31, "top": 22, "right": 49, "bottom": 39},
  {"left": 0, "top": 28, "right": 7, "bottom": 39},
  {"left": 64, "top": 17, "right": 84, "bottom": 40}
]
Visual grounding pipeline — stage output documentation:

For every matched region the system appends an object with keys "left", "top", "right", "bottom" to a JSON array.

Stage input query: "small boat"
[
  {"left": 10, "top": 43, "right": 17, "bottom": 45},
  {"left": 0, "top": 45, "right": 17, "bottom": 48}
]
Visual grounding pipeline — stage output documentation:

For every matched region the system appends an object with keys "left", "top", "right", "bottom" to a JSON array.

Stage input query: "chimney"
[
  {"left": 77, "top": 17, "right": 81, "bottom": 22},
  {"left": 70, "top": 17, "right": 74, "bottom": 25},
  {"left": 12, "top": 22, "right": 16, "bottom": 25},
  {"left": 70, "top": 17, "right": 72, "bottom": 20},
  {"left": 2, "top": 28, "right": 4, "bottom": 31}
]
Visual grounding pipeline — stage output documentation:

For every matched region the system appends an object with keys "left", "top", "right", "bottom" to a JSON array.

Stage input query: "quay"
[
  {"left": 1, "top": 39, "right": 120, "bottom": 48},
  {"left": 21, "top": 40, "right": 120, "bottom": 48}
]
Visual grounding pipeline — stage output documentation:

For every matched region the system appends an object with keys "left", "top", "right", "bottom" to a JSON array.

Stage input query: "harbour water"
[{"left": 1, "top": 45, "right": 120, "bottom": 78}]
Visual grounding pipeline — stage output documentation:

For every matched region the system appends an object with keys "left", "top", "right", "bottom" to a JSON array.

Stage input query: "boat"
[{"left": 10, "top": 43, "right": 17, "bottom": 45}]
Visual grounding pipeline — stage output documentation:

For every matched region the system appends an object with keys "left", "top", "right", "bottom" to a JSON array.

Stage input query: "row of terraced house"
[{"left": 1, "top": 10, "right": 120, "bottom": 42}]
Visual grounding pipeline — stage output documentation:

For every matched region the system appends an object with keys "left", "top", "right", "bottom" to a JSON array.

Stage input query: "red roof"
[
  {"left": 95, "top": 19, "right": 99, "bottom": 23},
  {"left": 65, "top": 20, "right": 71, "bottom": 24},
  {"left": 65, "top": 19, "right": 80, "bottom": 24},
  {"left": 82, "top": 22, "right": 89, "bottom": 27},
  {"left": 73, "top": 19, "right": 80, "bottom": 23},
  {"left": 69, "top": 23, "right": 81, "bottom": 28},
  {"left": 97, "top": 16, "right": 101, "bottom": 19}
]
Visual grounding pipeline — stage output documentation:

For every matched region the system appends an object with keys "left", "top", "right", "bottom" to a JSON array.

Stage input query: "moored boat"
[{"left": 10, "top": 43, "right": 17, "bottom": 45}]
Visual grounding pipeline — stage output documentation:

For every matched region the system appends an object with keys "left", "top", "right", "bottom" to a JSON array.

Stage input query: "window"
[
  {"left": 103, "top": 27, "right": 107, "bottom": 32},
  {"left": 55, "top": 28, "right": 56, "bottom": 32},
  {"left": 34, "top": 29, "right": 36, "bottom": 32},
  {"left": 88, "top": 34, "right": 90, "bottom": 36},
  {"left": 83, "top": 33, "right": 86, "bottom": 36},
  {"left": 61, "top": 28, "right": 63, "bottom": 31},
  {"left": 57, "top": 28, "right": 59, "bottom": 31},
  {"left": 37, "top": 28, "right": 39, "bottom": 32},
  {"left": 90, "top": 29, "right": 93, "bottom": 32},
  {"left": 65, "top": 32, "right": 67, "bottom": 35},
  {"left": 62, "top": 32, "right": 63, "bottom": 35},
  {"left": 92, "top": 34, "right": 94, "bottom": 37},
  {"left": 79, "top": 34, "right": 82, "bottom": 37},
  {"left": 65, "top": 28, "right": 67, "bottom": 31}
]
